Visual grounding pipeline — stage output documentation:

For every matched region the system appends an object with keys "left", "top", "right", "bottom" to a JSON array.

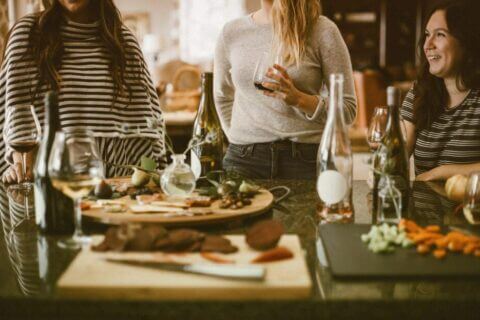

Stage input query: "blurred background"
[{"left": 1, "top": 0, "right": 443, "bottom": 178}]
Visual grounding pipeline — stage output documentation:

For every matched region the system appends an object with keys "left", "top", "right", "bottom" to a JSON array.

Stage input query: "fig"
[
  {"left": 239, "top": 181, "right": 260, "bottom": 194},
  {"left": 132, "top": 168, "right": 150, "bottom": 187},
  {"left": 94, "top": 180, "right": 113, "bottom": 199}
]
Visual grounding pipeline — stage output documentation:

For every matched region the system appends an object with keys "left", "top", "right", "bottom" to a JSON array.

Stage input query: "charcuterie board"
[{"left": 82, "top": 178, "right": 274, "bottom": 226}]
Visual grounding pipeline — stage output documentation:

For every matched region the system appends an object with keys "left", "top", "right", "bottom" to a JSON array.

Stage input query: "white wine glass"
[
  {"left": 3, "top": 105, "right": 42, "bottom": 190},
  {"left": 48, "top": 130, "right": 103, "bottom": 249}
]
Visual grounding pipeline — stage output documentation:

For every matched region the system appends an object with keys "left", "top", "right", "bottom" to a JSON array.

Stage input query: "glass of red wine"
[
  {"left": 3, "top": 105, "right": 42, "bottom": 190},
  {"left": 253, "top": 51, "right": 280, "bottom": 93}
]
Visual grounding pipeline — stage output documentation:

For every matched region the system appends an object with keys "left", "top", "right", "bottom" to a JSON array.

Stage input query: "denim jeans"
[{"left": 223, "top": 141, "right": 318, "bottom": 180}]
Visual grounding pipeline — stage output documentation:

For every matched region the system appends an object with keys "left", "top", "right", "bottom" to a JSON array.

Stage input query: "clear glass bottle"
[
  {"left": 377, "top": 175, "right": 402, "bottom": 223},
  {"left": 316, "top": 73, "right": 353, "bottom": 223},
  {"left": 161, "top": 154, "right": 196, "bottom": 196}
]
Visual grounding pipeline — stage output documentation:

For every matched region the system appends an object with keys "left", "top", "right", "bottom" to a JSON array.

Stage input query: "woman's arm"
[
  {"left": 213, "top": 30, "right": 234, "bottom": 139},
  {"left": 403, "top": 120, "right": 416, "bottom": 157},
  {"left": 416, "top": 163, "right": 480, "bottom": 181}
]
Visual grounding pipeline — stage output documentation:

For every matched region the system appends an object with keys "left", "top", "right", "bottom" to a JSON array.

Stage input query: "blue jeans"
[{"left": 223, "top": 141, "right": 318, "bottom": 180}]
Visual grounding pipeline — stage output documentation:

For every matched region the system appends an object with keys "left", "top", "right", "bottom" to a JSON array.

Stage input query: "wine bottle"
[
  {"left": 316, "top": 73, "right": 354, "bottom": 223},
  {"left": 191, "top": 72, "right": 224, "bottom": 180},
  {"left": 376, "top": 86, "right": 410, "bottom": 211},
  {"left": 34, "top": 91, "right": 74, "bottom": 235}
]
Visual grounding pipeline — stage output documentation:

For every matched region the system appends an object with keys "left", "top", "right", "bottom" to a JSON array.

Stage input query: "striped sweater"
[
  {"left": 0, "top": 14, "right": 165, "bottom": 178},
  {"left": 401, "top": 88, "right": 480, "bottom": 175}
]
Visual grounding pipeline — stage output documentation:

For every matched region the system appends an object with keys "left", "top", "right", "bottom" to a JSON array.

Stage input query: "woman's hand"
[
  {"left": 261, "top": 64, "right": 319, "bottom": 115},
  {"left": 1, "top": 152, "right": 34, "bottom": 185}
]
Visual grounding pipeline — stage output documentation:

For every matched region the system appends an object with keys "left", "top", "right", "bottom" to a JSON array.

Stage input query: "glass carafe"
[{"left": 161, "top": 154, "right": 196, "bottom": 196}]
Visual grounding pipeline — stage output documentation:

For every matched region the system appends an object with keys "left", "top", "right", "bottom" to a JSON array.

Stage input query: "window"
[{"left": 179, "top": 0, "right": 245, "bottom": 64}]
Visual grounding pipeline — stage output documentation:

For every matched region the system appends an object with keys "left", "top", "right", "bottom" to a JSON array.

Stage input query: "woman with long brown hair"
[
  {"left": 214, "top": 0, "right": 356, "bottom": 180},
  {"left": 401, "top": 0, "right": 480, "bottom": 181},
  {"left": 1, "top": 0, "right": 165, "bottom": 184}
]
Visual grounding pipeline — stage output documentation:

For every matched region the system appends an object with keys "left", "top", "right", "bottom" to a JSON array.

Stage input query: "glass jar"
[{"left": 160, "top": 154, "right": 196, "bottom": 196}]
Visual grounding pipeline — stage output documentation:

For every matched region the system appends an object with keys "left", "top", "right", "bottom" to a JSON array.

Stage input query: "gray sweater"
[{"left": 214, "top": 15, "right": 357, "bottom": 144}]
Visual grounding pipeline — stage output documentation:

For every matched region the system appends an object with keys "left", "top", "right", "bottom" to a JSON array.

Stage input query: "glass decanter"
[
  {"left": 377, "top": 175, "right": 402, "bottom": 224},
  {"left": 160, "top": 154, "right": 196, "bottom": 196}
]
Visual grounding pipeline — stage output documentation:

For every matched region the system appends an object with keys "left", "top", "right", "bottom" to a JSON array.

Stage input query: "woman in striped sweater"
[
  {"left": 401, "top": 0, "right": 480, "bottom": 181},
  {"left": 1, "top": 0, "right": 165, "bottom": 184}
]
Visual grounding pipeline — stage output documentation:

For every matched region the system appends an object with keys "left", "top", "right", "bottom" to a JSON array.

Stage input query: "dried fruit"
[
  {"left": 94, "top": 180, "right": 113, "bottom": 199},
  {"left": 246, "top": 219, "right": 284, "bottom": 251}
]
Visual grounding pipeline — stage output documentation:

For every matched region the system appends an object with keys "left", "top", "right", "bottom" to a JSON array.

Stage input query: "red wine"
[
  {"left": 253, "top": 81, "right": 274, "bottom": 92},
  {"left": 10, "top": 140, "right": 38, "bottom": 153}
]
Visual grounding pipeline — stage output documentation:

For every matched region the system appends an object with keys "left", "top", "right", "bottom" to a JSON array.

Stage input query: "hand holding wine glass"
[
  {"left": 2, "top": 105, "right": 42, "bottom": 188},
  {"left": 48, "top": 130, "right": 103, "bottom": 249}
]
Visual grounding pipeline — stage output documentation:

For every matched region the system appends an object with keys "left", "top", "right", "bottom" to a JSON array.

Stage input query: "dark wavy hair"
[
  {"left": 26, "top": 0, "right": 132, "bottom": 102},
  {"left": 413, "top": 0, "right": 480, "bottom": 131}
]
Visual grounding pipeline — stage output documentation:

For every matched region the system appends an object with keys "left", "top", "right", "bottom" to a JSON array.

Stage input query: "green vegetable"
[{"left": 361, "top": 223, "right": 412, "bottom": 254}]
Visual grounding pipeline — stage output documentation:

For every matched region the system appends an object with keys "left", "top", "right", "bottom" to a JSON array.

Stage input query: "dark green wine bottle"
[
  {"left": 190, "top": 72, "right": 224, "bottom": 180},
  {"left": 376, "top": 86, "right": 410, "bottom": 210},
  {"left": 34, "top": 91, "right": 74, "bottom": 235}
]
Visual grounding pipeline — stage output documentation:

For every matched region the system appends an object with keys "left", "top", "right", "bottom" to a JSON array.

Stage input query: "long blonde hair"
[{"left": 271, "top": 0, "right": 321, "bottom": 67}]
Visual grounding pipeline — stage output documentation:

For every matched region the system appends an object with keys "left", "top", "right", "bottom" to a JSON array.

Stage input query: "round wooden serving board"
[{"left": 82, "top": 179, "right": 274, "bottom": 226}]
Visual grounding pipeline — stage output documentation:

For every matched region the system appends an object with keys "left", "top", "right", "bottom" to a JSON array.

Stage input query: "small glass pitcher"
[{"left": 160, "top": 154, "right": 196, "bottom": 196}]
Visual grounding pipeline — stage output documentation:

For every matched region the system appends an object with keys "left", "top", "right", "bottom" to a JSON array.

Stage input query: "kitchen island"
[{"left": 0, "top": 180, "right": 479, "bottom": 320}]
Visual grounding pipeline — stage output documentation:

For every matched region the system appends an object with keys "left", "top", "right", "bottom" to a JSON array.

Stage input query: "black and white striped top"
[
  {"left": 401, "top": 88, "right": 480, "bottom": 175},
  {"left": 0, "top": 14, "right": 166, "bottom": 178}
]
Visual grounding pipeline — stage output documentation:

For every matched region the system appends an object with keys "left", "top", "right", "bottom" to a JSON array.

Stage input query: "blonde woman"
[{"left": 214, "top": 0, "right": 356, "bottom": 180}]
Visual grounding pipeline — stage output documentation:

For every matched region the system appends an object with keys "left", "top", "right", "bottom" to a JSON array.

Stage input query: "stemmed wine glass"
[
  {"left": 3, "top": 105, "right": 42, "bottom": 190},
  {"left": 463, "top": 171, "right": 480, "bottom": 225},
  {"left": 366, "top": 106, "right": 388, "bottom": 153},
  {"left": 48, "top": 129, "right": 103, "bottom": 249}
]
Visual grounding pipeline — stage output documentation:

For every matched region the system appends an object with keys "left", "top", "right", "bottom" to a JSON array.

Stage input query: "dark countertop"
[{"left": 1, "top": 180, "right": 479, "bottom": 320}]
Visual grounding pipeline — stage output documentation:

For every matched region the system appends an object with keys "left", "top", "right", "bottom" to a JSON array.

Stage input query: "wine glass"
[
  {"left": 3, "top": 105, "right": 42, "bottom": 190},
  {"left": 463, "top": 171, "right": 480, "bottom": 225},
  {"left": 48, "top": 130, "right": 103, "bottom": 249},
  {"left": 366, "top": 106, "right": 388, "bottom": 153},
  {"left": 253, "top": 51, "right": 281, "bottom": 92}
]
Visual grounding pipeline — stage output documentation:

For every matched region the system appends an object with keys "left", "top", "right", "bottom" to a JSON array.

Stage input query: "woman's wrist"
[{"left": 294, "top": 92, "right": 319, "bottom": 116}]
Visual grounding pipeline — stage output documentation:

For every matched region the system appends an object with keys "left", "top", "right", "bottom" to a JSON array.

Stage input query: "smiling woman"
[{"left": 400, "top": 0, "right": 480, "bottom": 181}]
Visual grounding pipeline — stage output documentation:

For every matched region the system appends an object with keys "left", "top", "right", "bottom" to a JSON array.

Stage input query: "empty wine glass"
[
  {"left": 463, "top": 171, "right": 480, "bottom": 225},
  {"left": 3, "top": 105, "right": 42, "bottom": 190},
  {"left": 48, "top": 130, "right": 103, "bottom": 249},
  {"left": 367, "top": 106, "right": 388, "bottom": 153},
  {"left": 253, "top": 51, "right": 281, "bottom": 92}
]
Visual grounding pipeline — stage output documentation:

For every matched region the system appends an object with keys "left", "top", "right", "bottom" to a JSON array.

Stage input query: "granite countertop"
[{"left": 0, "top": 180, "right": 479, "bottom": 320}]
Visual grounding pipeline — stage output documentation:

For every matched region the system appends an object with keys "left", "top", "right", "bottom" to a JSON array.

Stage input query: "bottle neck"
[
  {"left": 171, "top": 154, "right": 186, "bottom": 165},
  {"left": 326, "top": 77, "right": 346, "bottom": 127},
  {"left": 385, "top": 103, "right": 401, "bottom": 134},
  {"left": 200, "top": 75, "right": 214, "bottom": 114}
]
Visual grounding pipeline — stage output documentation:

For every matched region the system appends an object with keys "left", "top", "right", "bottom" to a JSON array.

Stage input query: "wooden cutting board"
[
  {"left": 319, "top": 224, "right": 480, "bottom": 278},
  {"left": 57, "top": 235, "right": 311, "bottom": 300},
  {"left": 83, "top": 178, "right": 274, "bottom": 226}
]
